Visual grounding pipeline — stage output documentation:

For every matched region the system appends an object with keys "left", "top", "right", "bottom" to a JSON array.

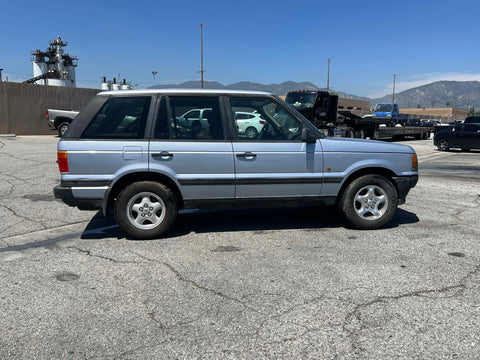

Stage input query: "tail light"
[
  {"left": 412, "top": 154, "right": 418, "bottom": 171},
  {"left": 57, "top": 151, "right": 69, "bottom": 173},
  {"left": 46, "top": 110, "right": 49, "bottom": 120},
  {"left": 259, "top": 120, "right": 265, "bottom": 124}
]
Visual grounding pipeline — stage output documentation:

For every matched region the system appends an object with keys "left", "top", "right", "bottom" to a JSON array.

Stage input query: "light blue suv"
[{"left": 54, "top": 89, "right": 418, "bottom": 239}]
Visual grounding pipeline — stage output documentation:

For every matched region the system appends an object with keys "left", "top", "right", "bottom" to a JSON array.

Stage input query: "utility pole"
[
  {"left": 326, "top": 58, "right": 331, "bottom": 92},
  {"left": 197, "top": 23, "right": 205, "bottom": 88},
  {"left": 392, "top": 74, "right": 397, "bottom": 103},
  {"left": 152, "top": 71, "right": 158, "bottom": 87}
]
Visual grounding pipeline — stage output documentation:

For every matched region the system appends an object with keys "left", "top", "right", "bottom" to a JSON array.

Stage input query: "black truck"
[{"left": 285, "top": 90, "right": 431, "bottom": 140}]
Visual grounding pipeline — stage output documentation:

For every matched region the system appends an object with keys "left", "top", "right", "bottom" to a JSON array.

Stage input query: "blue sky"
[{"left": 1, "top": 0, "right": 479, "bottom": 98}]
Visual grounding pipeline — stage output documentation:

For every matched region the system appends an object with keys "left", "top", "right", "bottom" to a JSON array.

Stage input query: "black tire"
[
  {"left": 245, "top": 126, "right": 259, "bottom": 139},
  {"left": 344, "top": 129, "right": 354, "bottom": 138},
  {"left": 338, "top": 174, "right": 398, "bottom": 230},
  {"left": 354, "top": 129, "right": 366, "bottom": 139},
  {"left": 115, "top": 181, "right": 178, "bottom": 239},
  {"left": 461, "top": 148, "right": 471, "bottom": 152},
  {"left": 437, "top": 139, "right": 449, "bottom": 151},
  {"left": 58, "top": 122, "right": 70, "bottom": 137}
]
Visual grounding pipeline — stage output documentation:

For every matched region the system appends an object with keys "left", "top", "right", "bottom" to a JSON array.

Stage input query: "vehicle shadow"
[
  {"left": 436, "top": 148, "right": 480, "bottom": 153},
  {"left": 80, "top": 206, "right": 419, "bottom": 240}
]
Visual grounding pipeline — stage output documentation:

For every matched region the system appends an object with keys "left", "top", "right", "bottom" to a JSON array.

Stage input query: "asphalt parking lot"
[{"left": 1, "top": 135, "right": 479, "bottom": 359}]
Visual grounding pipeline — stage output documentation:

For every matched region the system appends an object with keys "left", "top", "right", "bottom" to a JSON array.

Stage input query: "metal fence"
[{"left": 0, "top": 82, "right": 99, "bottom": 135}]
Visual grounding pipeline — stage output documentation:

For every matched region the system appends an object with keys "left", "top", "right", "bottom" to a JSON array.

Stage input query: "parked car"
[
  {"left": 54, "top": 89, "right": 418, "bottom": 239},
  {"left": 420, "top": 119, "right": 441, "bottom": 128},
  {"left": 406, "top": 119, "right": 421, "bottom": 127},
  {"left": 434, "top": 123, "right": 480, "bottom": 151},
  {"left": 234, "top": 111, "right": 266, "bottom": 139},
  {"left": 176, "top": 108, "right": 212, "bottom": 130},
  {"left": 47, "top": 109, "right": 80, "bottom": 137}
]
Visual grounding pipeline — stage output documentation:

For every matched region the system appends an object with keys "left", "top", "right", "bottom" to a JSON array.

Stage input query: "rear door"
[
  {"left": 149, "top": 95, "right": 235, "bottom": 202},
  {"left": 228, "top": 96, "right": 323, "bottom": 199}
]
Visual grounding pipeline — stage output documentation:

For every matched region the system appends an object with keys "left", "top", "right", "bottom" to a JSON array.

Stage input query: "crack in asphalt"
[
  {"left": 135, "top": 252, "right": 245, "bottom": 305},
  {"left": 0, "top": 204, "right": 47, "bottom": 235},
  {"left": 66, "top": 246, "right": 140, "bottom": 264},
  {"left": 342, "top": 261, "right": 480, "bottom": 353}
]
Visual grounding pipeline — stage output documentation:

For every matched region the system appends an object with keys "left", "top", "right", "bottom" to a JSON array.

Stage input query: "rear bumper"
[
  {"left": 54, "top": 182, "right": 107, "bottom": 211},
  {"left": 392, "top": 175, "right": 418, "bottom": 205}
]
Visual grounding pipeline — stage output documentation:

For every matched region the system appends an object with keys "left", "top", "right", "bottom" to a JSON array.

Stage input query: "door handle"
[
  {"left": 152, "top": 151, "right": 174, "bottom": 159},
  {"left": 236, "top": 152, "right": 257, "bottom": 159}
]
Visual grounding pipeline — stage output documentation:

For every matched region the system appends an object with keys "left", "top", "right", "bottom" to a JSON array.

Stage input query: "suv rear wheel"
[
  {"left": 338, "top": 174, "right": 397, "bottom": 230},
  {"left": 115, "top": 181, "right": 178, "bottom": 239}
]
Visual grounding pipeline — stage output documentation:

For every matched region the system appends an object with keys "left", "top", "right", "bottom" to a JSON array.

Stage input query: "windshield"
[
  {"left": 285, "top": 93, "right": 316, "bottom": 107},
  {"left": 373, "top": 104, "right": 393, "bottom": 112}
]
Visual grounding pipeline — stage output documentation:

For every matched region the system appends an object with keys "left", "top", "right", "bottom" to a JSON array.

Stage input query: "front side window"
[
  {"left": 81, "top": 96, "right": 151, "bottom": 139},
  {"left": 230, "top": 97, "right": 303, "bottom": 141},
  {"left": 374, "top": 104, "right": 393, "bottom": 112},
  {"left": 168, "top": 97, "right": 224, "bottom": 140}
]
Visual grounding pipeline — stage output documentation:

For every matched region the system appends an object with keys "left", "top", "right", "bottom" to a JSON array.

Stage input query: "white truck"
[{"left": 46, "top": 109, "right": 79, "bottom": 137}]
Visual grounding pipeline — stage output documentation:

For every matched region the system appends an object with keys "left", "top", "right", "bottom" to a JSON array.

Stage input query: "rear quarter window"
[{"left": 81, "top": 96, "right": 151, "bottom": 139}]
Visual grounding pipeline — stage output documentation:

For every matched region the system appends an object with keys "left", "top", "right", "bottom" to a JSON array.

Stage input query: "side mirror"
[{"left": 301, "top": 127, "right": 317, "bottom": 143}]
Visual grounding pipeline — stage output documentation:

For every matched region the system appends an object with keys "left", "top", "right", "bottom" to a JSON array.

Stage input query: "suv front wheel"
[
  {"left": 338, "top": 174, "right": 398, "bottom": 230},
  {"left": 115, "top": 181, "right": 178, "bottom": 239}
]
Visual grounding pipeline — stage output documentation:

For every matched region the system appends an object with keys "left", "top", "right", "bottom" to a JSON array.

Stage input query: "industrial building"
[{"left": 24, "top": 36, "right": 78, "bottom": 87}]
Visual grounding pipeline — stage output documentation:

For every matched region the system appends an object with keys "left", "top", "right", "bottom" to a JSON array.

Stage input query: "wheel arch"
[
  {"left": 54, "top": 117, "right": 72, "bottom": 129},
  {"left": 336, "top": 167, "right": 398, "bottom": 206},
  {"left": 104, "top": 171, "right": 184, "bottom": 215}
]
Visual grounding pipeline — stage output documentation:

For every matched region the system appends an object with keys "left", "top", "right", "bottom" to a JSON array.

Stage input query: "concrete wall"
[{"left": 0, "top": 82, "right": 100, "bottom": 135}]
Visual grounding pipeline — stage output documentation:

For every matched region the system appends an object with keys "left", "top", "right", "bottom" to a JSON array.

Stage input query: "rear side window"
[
  {"left": 156, "top": 96, "right": 224, "bottom": 140},
  {"left": 81, "top": 96, "right": 151, "bottom": 139}
]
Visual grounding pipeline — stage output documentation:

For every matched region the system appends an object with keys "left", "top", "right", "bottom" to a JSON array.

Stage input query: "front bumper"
[{"left": 392, "top": 175, "right": 418, "bottom": 205}]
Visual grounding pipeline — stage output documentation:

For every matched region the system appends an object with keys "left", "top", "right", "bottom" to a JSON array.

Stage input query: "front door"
[{"left": 228, "top": 96, "right": 323, "bottom": 199}]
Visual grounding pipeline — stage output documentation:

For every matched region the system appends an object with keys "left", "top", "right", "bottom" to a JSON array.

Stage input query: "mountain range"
[{"left": 151, "top": 80, "right": 480, "bottom": 110}]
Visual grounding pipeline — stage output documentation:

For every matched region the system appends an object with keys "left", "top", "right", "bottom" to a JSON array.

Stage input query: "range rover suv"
[{"left": 54, "top": 89, "right": 418, "bottom": 239}]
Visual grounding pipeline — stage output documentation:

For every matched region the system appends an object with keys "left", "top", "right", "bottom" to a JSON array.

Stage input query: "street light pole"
[
  {"left": 326, "top": 59, "right": 331, "bottom": 93},
  {"left": 152, "top": 71, "right": 158, "bottom": 87},
  {"left": 392, "top": 74, "right": 397, "bottom": 103},
  {"left": 197, "top": 23, "right": 205, "bottom": 88}
]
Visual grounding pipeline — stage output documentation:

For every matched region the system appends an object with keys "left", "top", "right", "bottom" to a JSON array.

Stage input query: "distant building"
[
  {"left": 400, "top": 107, "right": 467, "bottom": 123},
  {"left": 337, "top": 98, "right": 371, "bottom": 117}
]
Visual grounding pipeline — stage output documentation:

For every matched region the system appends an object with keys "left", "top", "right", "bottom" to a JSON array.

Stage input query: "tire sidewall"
[
  {"left": 245, "top": 126, "right": 258, "bottom": 139},
  {"left": 58, "top": 122, "right": 70, "bottom": 137},
  {"left": 437, "top": 139, "right": 449, "bottom": 151},
  {"left": 339, "top": 174, "right": 398, "bottom": 230},
  {"left": 115, "top": 181, "right": 177, "bottom": 239}
]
